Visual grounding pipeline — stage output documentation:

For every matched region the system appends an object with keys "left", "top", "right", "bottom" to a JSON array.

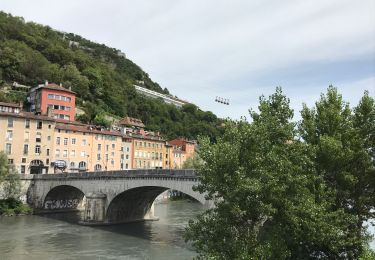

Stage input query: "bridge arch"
[
  {"left": 105, "top": 182, "right": 206, "bottom": 223},
  {"left": 43, "top": 185, "right": 86, "bottom": 211}
]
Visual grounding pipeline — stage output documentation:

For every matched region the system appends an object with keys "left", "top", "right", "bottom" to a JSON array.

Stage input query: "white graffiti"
[{"left": 44, "top": 199, "right": 80, "bottom": 209}]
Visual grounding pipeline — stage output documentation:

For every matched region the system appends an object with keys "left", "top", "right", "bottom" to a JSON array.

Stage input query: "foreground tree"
[
  {"left": 0, "top": 151, "right": 20, "bottom": 199},
  {"left": 299, "top": 87, "right": 375, "bottom": 257},
  {"left": 185, "top": 88, "right": 372, "bottom": 259}
]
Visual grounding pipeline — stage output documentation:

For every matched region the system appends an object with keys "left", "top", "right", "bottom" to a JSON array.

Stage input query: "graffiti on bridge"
[{"left": 44, "top": 199, "right": 81, "bottom": 209}]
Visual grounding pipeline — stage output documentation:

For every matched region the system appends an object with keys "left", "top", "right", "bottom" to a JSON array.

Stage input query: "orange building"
[
  {"left": 28, "top": 81, "right": 76, "bottom": 121},
  {"left": 168, "top": 138, "right": 196, "bottom": 169}
]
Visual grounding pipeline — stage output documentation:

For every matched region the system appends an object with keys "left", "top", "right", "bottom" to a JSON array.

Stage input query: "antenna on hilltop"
[{"left": 215, "top": 96, "right": 230, "bottom": 105}]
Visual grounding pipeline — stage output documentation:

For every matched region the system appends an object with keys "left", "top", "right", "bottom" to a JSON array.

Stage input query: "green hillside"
[{"left": 0, "top": 11, "right": 223, "bottom": 140}]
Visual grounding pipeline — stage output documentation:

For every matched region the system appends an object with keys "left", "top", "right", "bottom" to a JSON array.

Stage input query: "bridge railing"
[{"left": 19, "top": 169, "right": 198, "bottom": 180}]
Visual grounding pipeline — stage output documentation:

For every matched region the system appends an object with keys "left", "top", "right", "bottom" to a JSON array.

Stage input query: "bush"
[{"left": 0, "top": 198, "right": 32, "bottom": 216}]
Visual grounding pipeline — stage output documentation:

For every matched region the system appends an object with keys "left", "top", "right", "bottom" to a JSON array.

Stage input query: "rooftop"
[{"left": 32, "top": 81, "right": 76, "bottom": 94}]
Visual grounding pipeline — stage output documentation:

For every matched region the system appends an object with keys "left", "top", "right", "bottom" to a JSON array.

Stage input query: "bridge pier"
[{"left": 82, "top": 192, "right": 107, "bottom": 224}]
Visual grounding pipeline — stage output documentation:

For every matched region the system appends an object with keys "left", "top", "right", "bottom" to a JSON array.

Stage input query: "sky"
[{"left": 0, "top": 0, "right": 374, "bottom": 120}]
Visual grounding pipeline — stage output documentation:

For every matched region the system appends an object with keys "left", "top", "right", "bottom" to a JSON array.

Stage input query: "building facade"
[
  {"left": 0, "top": 103, "right": 56, "bottom": 174},
  {"left": 28, "top": 81, "right": 76, "bottom": 121}
]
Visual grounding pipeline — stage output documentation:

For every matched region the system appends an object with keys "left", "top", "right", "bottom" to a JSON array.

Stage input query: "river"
[
  {"left": 0, "top": 200, "right": 203, "bottom": 260},
  {"left": 0, "top": 201, "right": 374, "bottom": 260}
]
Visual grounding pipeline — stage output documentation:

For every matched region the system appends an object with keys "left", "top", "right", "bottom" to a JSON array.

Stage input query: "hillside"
[{"left": 0, "top": 12, "right": 223, "bottom": 140}]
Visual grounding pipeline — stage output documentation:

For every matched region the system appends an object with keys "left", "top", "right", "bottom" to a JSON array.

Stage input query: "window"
[
  {"left": 46, "top": 159, "right": 49, "bottom": 165},
  {"left": 111, "top": 159, "right": 114, "bottom": 166},
  {"left": 71, "top": 150, "right": 76, "bottom": 156},
  {"left": 105, "top": 154, "right": 108, "bottom": 161},
  {"left": 139, "top": 142, "right": 142, "bottom": 147},
  {"left": 23, "top": 144, "right": 28, "bottom": 155},
  {"left": 80, "top": 151, "right": 86, "bottom": 157},
  {"left": 148, "top": 143, "right": 151, "bottom": 147},
  {"left": 46, "top": 149, "right": 50, "bottom": 156},
  {"left": 127, "top": 147, "right": 130, "bottom": 152},
  {"left": 7, "top": 118, "right": 13, "bottom": 127},
  {"left": 22, "top": 158, "right": 26, "bottom": 163},
  {"left": 97, "top": 144, "right": 101, "bottom": 151},
  {"left": 106, "top": 145, "right": 109, "bottom": 152},
  {"left": 8, "top": 159, "right": 14, "bottom": 164},
  {"left": 82, "top": 139, "right": 87, "bottom": 146},
  {"left": 148, "top": 152, "right": 150, "bottom": 158},
  {"left": 35, "top": 145, "right": 41, "bottom": 154},
  {"left": 56, "top": 137, "right": 60, "bottom": 145},
  {"left": 21, "top": 165, "right": 26, "bottom": 174},
  {"left": 37, "top": 121, "right": 42, "bottom": 129},
  {"left": 111, "top": 152, "right": 114, "bottom": 156},
  {"left": 55, "top": 149, "right": 60, "bottom": 157},
  {"left": 97, "top": 154, "right": 101, "bottom": 160},
  {"left": 64, "top": 138, "right": 68, "bottom": 145},
  {"left": 112, "top": 144, "right": 115, "bottom": 149},
  {"left": 125, "top": 163, "right": 128, "bottom": 169},
  {"left": 78, "top": 161, "right": 86, "bottom": 169},
  {"left": 25, "top": 119, "right": 30, "bottom": 128},
  {"left": 36, "top": 132, "right": 41, "bottom": 143},
  {"left": 126, "top": 154, "right": 129, "bottom": 159},
  {"left": 63, "top": 150, "right": 68, "bottom": 158},
  {"left": 160, "top": 153, "right": 162, "bottom": 160},
  {"left": 48, "top": 124, "right": 51, "bottom": 129},
  {"left": 6, "top": 130, "right": 13, "bottom": 141},
  {"left": 121, "top": 154, "right": 124, "bottom": 159},
  {"left": 135, "top": 151, "right": 138, "bottom": 157},
  {"left": 70, "top": 162, "right": 75, "bottom": 168},
  {"left": 24, "top": 131, "right": 30, "bottom": 142},
  {"left": 48, "top": 94, "right": 54, "bottom": 99},
  {"left": 71, "top": 138, "right": 76, "bottom": 145},
  {"left": 152, "top": 152, "right": 155, "bottom": 159},
  {"left": 5, "top": 143, "right": 12, "bottom": 154},
  {"left": 66, "top": 97, "right": 71, "bottom": 102},
  {"left": 144, "top": 142, "right": 146, "bottom": 147},
  {"left": 95, "top": 164, "right": 102, "bottom": 171}
]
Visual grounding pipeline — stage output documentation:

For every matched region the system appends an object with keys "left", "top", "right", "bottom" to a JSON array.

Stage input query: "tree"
[
  {"left": 0, "top": 152, "right": 20, "bottom": 199},
  {"left": 185, "top": 88, "right": 365, "bottom": 259},
  {"left": 182, "top": 154, "right": 205, "bottom": 169},
  {"left": 299, "top": 87, "right": 375, "bottom": 257}
]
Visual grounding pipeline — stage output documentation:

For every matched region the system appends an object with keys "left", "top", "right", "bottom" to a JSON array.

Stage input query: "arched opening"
[
  {"left": 94, "top": 164, "right": 102, "bottom": 171},
  {"left": 78, "top": 161, "right": 87, "bottom": 171},
  {"left": 30, "top": 159, "right": 48, "bottom": 174},
  {"left": 43, "top": 185, "right": 85, "bottom": 211},
  {"left": 106, "top": 186, "right": 201, "bottom": 223}
]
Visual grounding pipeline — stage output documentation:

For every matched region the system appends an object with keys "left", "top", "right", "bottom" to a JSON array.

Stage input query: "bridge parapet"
[{"left": 19, "top": 169, "right": 198, "bottom": 180}]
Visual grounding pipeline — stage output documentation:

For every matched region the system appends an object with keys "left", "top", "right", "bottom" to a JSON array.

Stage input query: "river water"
[
  {"left": 0, "top": 201, "right": 374, "bottom": 260},
  {"left": 0, "top": 201, "right": 203, "bottom": 260}
]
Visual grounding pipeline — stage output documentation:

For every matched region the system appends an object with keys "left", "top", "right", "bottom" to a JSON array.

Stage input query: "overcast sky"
[{"left": 1, "top": 0, "right": 374, "bottom": 119}]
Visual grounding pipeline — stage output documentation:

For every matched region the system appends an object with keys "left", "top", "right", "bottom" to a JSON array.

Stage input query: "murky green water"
[{"left": 0, "top": 201, "right": 203, "bottom": 260}]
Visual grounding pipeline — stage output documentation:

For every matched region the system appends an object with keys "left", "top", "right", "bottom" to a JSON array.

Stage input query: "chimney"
[
  {"left": 19, "top": 101, "right": 23, "bottom": 110},
  {"left": 59, "top": 83, "right": 62, "bottom": 87},
  {"left": 45, "top": 80, "right": 48, "bottom": 86},
  {"left": 68, "top": 86, "right": 71, "bottom": 91}
]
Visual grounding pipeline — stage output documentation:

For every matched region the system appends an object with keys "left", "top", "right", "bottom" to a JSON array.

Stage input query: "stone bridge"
[{"left": 20, "top": 169, "right": 211, "bottom": 225}]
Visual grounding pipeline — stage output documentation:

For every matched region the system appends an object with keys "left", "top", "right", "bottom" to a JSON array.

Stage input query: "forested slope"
[{"left": 0, "top": 12, "right": 223, "bottom": 140}]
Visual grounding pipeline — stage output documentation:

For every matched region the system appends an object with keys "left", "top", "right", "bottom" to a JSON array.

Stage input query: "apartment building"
[
  {"left": 28, "top": 81, "right": 76, "bottom": 121},
  {"left": 0, "top": 102, "right": 55, "bottom": 174},
  {"left": 53, "top": 123, "right": 123, "bottom": 172},
  {"left": 168, "top": 138, "right": 196, "bottom": 169}
]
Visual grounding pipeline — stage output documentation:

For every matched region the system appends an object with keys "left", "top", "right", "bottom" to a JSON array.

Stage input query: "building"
[
  {"left": 134, "top": 85, "right": 189, "bottom": 108},
  {"left": 120, "top": 137, "right": 132, "bottom": 170},
  {"left": 118, "top": 117, "right": 165, "bottom": 169},
  {"left": 27, "top": 81, "right": 76, "bottom": 121},
  {"left": 52, "top": 123, "right": 123, "bottom": 172},
  {"left": 168, "top": 138, "right": 196, "bottom": 169},
  {"left": 0, "top": 102, "right": 56, "bottom": 174}
]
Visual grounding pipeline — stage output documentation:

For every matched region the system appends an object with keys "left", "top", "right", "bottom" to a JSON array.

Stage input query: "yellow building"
[
  {"left": 0, "top": 102, "right": 55, "bottom": 174},
  {"left": 53, "top": 123, "right": 123, "bottom": 172},
  {"left": 132, "top": 135, "right": 165, "bottom": 169}
]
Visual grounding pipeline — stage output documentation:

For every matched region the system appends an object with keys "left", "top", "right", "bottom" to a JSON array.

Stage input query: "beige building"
[
  {"left": 0, "top": 102, "right": 55, "bottom": 174},
  {"left": 53, "top": 123, "right": 123, "bottom": 172}
]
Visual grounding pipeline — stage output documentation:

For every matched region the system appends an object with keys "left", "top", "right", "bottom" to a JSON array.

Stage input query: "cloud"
[{"left": 0, "top": 0, "right": 374, "bottom": 119}]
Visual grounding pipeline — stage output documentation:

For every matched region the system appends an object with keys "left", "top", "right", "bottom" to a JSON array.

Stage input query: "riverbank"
[{"left": 0, "top": 198, "right": 32, "bottom": 216}]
